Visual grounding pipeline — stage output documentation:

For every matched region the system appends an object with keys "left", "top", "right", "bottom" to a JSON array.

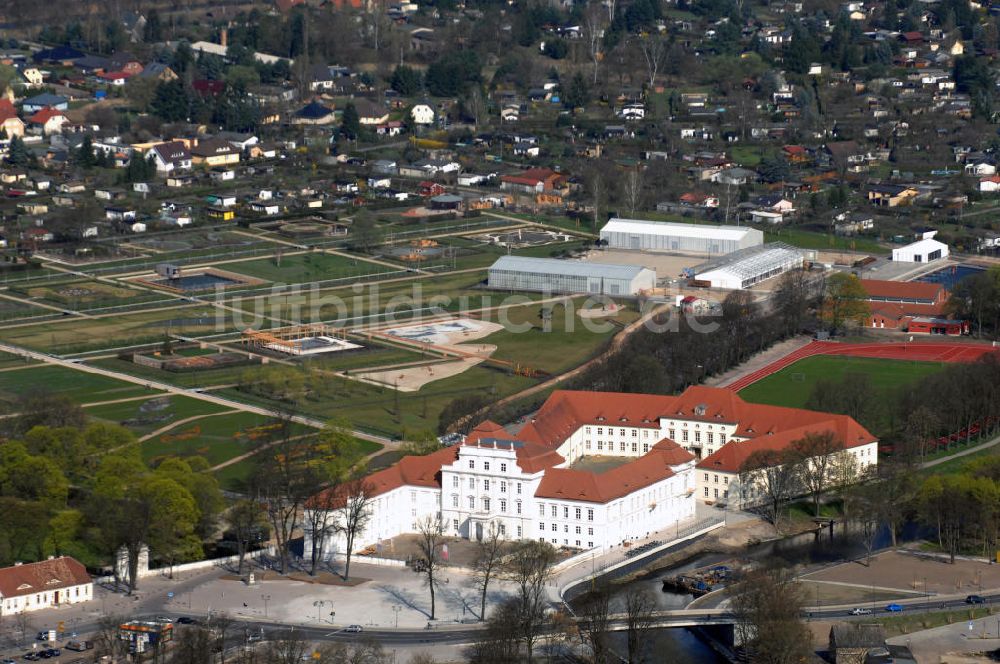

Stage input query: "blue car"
[{"left": 885, "top": 603, "right": 904, "bottom": 612}]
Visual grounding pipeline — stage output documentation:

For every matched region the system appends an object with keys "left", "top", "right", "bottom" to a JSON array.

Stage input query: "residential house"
[
  {"left": 128, "top": 221, "right": 147, "bottom": 233},
  {"left": 308, "top": 64, "right": 336, "bottom": 91},
  {"left": 964, "top": 160, "right": 995, "bottom": 176},
  {"left": 166, "top": 174, "right": 195, "bottom": 188},
  {"left": 372, "top": 159, "right": 398, "bottom": 175},
  {"left": 826, "top": 140, "right": 868, "bottom": 172},
  {"left": 206, "top": 193, "right": 237, "bottom": 208},
  {"left": 751, "top": 194, "right": 795, "bottom": 213},
  {"left": 21, "top": 93, "right": 68, "bottom": 113},
  {"left": 217, "top": 132, "right": 258, "bottom": 152},
  {"left": 867, "top": 184, "right": 918, "bottom": 207},
  {"left": 28, "top": 107, "right": 67, "bottom": 135},
  {"left": 190, "top": 138, "right": 240, "bottom": 167},
  {"left": 249, "top": 201, "right": 281, "bottom": 215},
  {"left": 107, "top": 52, "right": 143, "bottom": 76},
  {"left": 0, "top": 557, "right": 93, "bottom": 616},
  {"left": 149, "top": 141, "right": 192, "bottom": 173},
  {"left": 21, "top": 67, "right": 44, "bottom": 87},
  {"left": 206, "top": 206, "right": 235, "bottom": 221},
  {"left": 293, "top": 100, "right": 335, "bottom": 125},
  {"left": 353, "top": 99, "right": 389, "bottom": 126},
  {"left": 833, "top": 212, "right": 875, "bottom": 235},
  {"left": 58, "top": 181, "right": 86, "bottom": 193},
  {"left": 375, "top": 121, "right": 403, "bottom": 137},
  {"left": 861, "top": 279, "right": 949, "bottom": 330},
  {"left": 0, "top": 99, "right": 25, "bottom": 138},
  {"left": 500, "top": 168, "right": 568, "bottom": 195},
  {"left": 97, "top": 71, "right": 132, "bottom": 86},
  {"left": 411, "top": 104, "right": 435, "bottom": 125},
  {"left": 105, "top": 206, "right": 137, "bottom": 222},
  {"left": 679, "top": 192, "right": 720, "bottom": 208},
  {"left": 979, "top": 175, "right": 1000, "bottom": 192},
  {"left": 711, "top": 167, "right": 757, "bottom": 186},
  {"left": 136, "top": 63, "right": 178, "bottom": 82},
  {"left": 209, "top": 168, "right": 236, "bottom": 182}
]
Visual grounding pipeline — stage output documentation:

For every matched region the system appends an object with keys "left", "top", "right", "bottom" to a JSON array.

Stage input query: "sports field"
[{"left": 738, "top": 355, "right": 946, "bottom": 411}]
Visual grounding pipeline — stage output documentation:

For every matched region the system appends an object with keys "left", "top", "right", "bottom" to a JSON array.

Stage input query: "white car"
[
  {"left": 344, "top": 625, "right": 363, "bottom": 633},
  {"left": 849, "top": 607, "right": 873, "bottom": 616}
]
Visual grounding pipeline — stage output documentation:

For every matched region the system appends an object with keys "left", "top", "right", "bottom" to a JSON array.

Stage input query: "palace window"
[
  {"left": 468, "top": 496, "right": 475, "bottom": 508},
  {"left": 500, "top": 499, "right": 507, "bottom": 512},
  {"left": 587, "top": 509, "right": 594, "bottom": 521},
  {"left": 516, "top": 500, "right": 522, "bottom": 514},
  {"left": 484, "top": 462, "right": 490, "bottom": 471},
  {"left": 575, "top": 507, "right": 582, "bottom": 519},
  {"left": 452, "top": 495, "right": 458, "bottom": 507},
  {"left": 500, "top": 481, "right": 507, "bottom": 493},
  {"left": 483, "top": 498, "right": 491, "bottom": 511},
  {"left": 469, "top": 460, "right": 475, "bottom": 469},
  {"left": 632, "top": 442, "right": 638, "bottom": 452},
  {"left": 500, "top": 463, "right": 507, "bottom": 473}
]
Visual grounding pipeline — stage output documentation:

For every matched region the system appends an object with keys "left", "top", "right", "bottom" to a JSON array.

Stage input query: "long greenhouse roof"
[
  {"left": 489, "top": 255, "right": 651, "bottom": 279},
  {"left": 694, "top": 242, "right": 803, "bottom": 278},
  {"left": 601, "top": 218, "right": 759, "bottom": 242}
]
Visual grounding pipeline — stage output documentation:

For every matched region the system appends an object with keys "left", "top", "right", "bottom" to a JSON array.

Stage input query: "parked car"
[
  {"left": 885, "top": 603, "right": 903, "bottom": 612},
  {"left": 344, "top": 625, "right": 363, "bottom": 633},
  {"left": 23, "top": 653, "right": 39, "bottom": 661},
  {"left": 43, "top": 649, "right": 60, "bottom": 657},
  {"left": 966, "top": 595, "right": 986, "bottom": 604},
  {"left": 176, "top": 617, "right": 198, "bottom": 625},
  {"left": 849, "top": 607, "right": 873, "bottom": 615}
]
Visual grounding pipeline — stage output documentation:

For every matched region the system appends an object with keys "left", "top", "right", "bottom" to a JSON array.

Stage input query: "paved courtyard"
[{"left": 802, "top": 550, "right": 1000, "bottom": 599}]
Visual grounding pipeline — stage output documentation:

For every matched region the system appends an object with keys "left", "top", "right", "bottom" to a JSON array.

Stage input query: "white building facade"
[
  {"left": 0, "top": 557, "right": 93, "bottom": 616},
  {"left": 304, "top": 386, "right": 876, "bottom": 559}
]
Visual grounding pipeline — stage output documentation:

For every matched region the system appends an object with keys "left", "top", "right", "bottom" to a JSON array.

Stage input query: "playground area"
[
  {"left": 242, "top": 325, "right": 362, "bottom": 356},
  {"left": 354, "top": 318, "right": 504, "bottom": 391}
]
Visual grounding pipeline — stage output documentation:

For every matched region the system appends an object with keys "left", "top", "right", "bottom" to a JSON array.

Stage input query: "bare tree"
[
  {"left": 174, "top": 625, "right": 213, "bottom": 664},
  {"left": 638, "top": 36, "right": 667, "bottom": 90},
  {"left": 844, "top": 483, "right": 881, "bottom": 567},
  {"left": 622, "top": 168, "right": 643, "bottom": 217},
  {"left": 415, "top": 515, "right": 444, "bottom": 621},
  {"left": 578, "top": 585, "right": 612, "bottom": 664},
  {"left": 738, "top": 449, "right": 802, "bottom": 531},
  {"left": 583, "top": 6, "right": 605, "bottom": 84},
  {"left": 261, "top": 630, "right": 311, "bottom": 664},
  {"left": 624, "top": 587, "right": 656, "bottom": 664},
  {"left": 93, "top": 614, "right": 130, "bottom": 663},
  {"left": 471, "top": 523, "right": 507, "bottom": 621},
  {"left": 728, "top": 567, "right": 811, "bottom": 664},
  {"left": 502, "top": 540, "right": 557, "bottom": 663},
  {"left": 305, "top": 478, "right": 341, "bottom": 577},
  {"left": 209, "top": 613, "right": 236, "bottom": 664},
  {"left": 337, "top": 478, "right": 374, "bottom": 582},
  {"left": 790, "top": 431, "right": 842, "bottom": 517},
  {"left": 467, "top": 599, "right": 522, "bottom": 663},
  {"left": 226, "top": 499, "right": 266, "bottom": 578}
]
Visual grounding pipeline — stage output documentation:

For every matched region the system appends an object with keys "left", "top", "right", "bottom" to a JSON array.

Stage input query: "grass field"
[
  {"left": 484, "top": 300, "right": 628, "bottom": 375},
  {"left": 0, "top": 305, "right": 226, "bottom": 353},
  {"left": 85, "top": 395, "right": 232, "bottom": 435},
  {"left": 738, "top": 355, "right": 946, "bottom": 435},
  {"left": 224, "top": 252, "right": 394, "bottom": 284},
  {"left": 764, "top": 228, "right": 884, "bottom": 254},
  {"left": 0, "top": 365, "right": 158, "bottom": 408}
]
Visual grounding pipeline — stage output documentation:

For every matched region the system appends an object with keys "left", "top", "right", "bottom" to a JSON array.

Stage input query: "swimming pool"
[{"left": 913, "top": 264, "right": 985, "bottom": 290}]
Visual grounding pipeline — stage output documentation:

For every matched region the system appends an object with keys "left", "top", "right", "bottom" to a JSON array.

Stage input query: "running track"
[{"left": 724, "top": 341, "right": 1000, "bottom": 392}]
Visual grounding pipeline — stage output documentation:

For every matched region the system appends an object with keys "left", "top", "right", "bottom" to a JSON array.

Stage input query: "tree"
[
  {"left": 622, "top": 168, "right": 644, "bottom": 217},
  {"left": 151, "top": 79, "right": 189, "bottom": 122},
  {"left": 577, "top": 584, "right": 612, "bottom": 664},
  {"left": 75, "top": 135, "right": 96, "bottom": 168},
  {"left": 790, "top": 431, "right": 842, "bottom": 517},
  {"left": 337, "top": 478, "right": 374, "bottom": 582},
  {"left": 583, "top": 6, "right": 605, "bottom": 84},
  {"left": 638, "top": 35, "right": 667, "bottom": 89},
  {"left": 502, "top": 540, "right": 557, "bottom": 663},
  {"left": 225, "top": 499, "right": 266, "bottom": 577},
  {"left": 6, "top": 135, "right": 32, "bottom": 166},
  {"left": 729, "top": 566, "right": 812, "bottom": 664},
  {"left": 772, "top": 269, "right": 817, "bottom": 337},
  {"left": 822, "top": 272, "right": 871, "bottom": 333},
  {"left": 738, "top": 448, "right": 802, "bottom": 530},
  {"left": 844, "top": 480, "right": 881, "bottom": 566},
  {"left": 390, "top": 65, "right": 423, "bottom": 96},
  {"left": 467, "top": 599, "right": 522, "bottom": 664},
  {"left": 144, "top": 9, "right": 162, "bottom": 42},
  {"left": 562, "top": 72, "right": 590, "bottom": 109},
  {"left": 415, "top": 515, "right": 444, "bottom": 620},
  {"left": 348, "top": 210, "right": 383, "bottom": 253},
  {"left": 623, "top": 587, "right": 656, "bottom": 664},
  {"left": 471, "top": 523, "right": 507, "bottom": 621}
]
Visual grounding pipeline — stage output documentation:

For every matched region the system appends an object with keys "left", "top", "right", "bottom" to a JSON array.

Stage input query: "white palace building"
[{"left": 305, "top": 386, "right": 877, "bottom": 557}]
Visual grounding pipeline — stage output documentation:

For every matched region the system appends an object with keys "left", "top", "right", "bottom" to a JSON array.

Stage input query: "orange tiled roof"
[
  {"left": 0, "top": 557, "right": 90, "bottom": 598},
  {"left": 861, "top": 279, "right": 945, "bottom": 302}
]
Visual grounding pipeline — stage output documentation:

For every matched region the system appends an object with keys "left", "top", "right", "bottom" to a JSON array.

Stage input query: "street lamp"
[
  {"left": 261, "top": 594, "right": 271, "bottom": 618},
  {"left": 392, "top": 605, "right": 401, "bottom": 629}
]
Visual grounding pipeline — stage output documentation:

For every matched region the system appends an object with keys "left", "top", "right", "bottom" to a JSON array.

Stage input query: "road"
[{"left": 0, "top": 341, "right": 394, "bottom": 447}]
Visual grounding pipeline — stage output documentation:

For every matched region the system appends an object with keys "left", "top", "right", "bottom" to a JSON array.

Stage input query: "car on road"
[
  {"left": 344, "top": 625, "right": 363, "bottom": 633},
  {"left": 43, "top": 649, "right": 60, "bottom": 657},
  {"left": 23, "top": 653, "right": 39, "bottom": 661},
  {"left": 966, "top": 595, "right": 986, "bottom": 604},
  {"left": 885, "top": 603, "right": 903, "bottom": 612},
  {"left": 4, "top": 658, "right": 17, "bottom": 664},
  {"left": 155, "top": 616, "right": 173, "bottom": 623},
  {"left": 64, "top": 642, "right": 92, "bottom": 652},
  {"left": 849, "top": 607, "right": 873, "bottom": 615},
  {"left": 176, "top": 617, "right": 198, "bottom": 625}
]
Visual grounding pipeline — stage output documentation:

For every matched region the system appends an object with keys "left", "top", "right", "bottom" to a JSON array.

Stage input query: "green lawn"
[
  {"left": 141, "top": 410, "right": 306, "bottom": 468},
  {"left": 484, "top": 300, "right": 627, "bottom": 375},
  {"left": 764, "top": 228, "right": 885, "bottom": 254},
  {"left": 89, "top": 357, "right": 252, "bottom": 390},
  {"left": 0, "top": 365, "right": 158, "bottom": 409},
  {"left": 85, "top": 395, "right": 232, "bottom": 435},
  {"left": 878, "top": 607, "right": 996, "bottom": 637},
  {"left": 0, "top": 305, "right": 225, "bottom": 353},
  {"left": 224, "top": 252, "right": 394, "bottom": 284},
  {"left": 738, "top": 355, "right": 946, "bottom": 435}
]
